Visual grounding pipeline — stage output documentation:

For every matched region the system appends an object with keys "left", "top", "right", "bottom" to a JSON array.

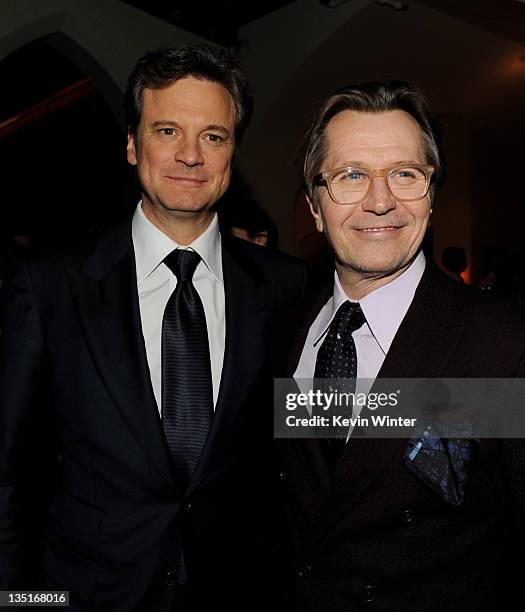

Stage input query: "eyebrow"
[
  {"left": 150, "top": 120, "right": 232, "bottom": 137},
  {"left": 205, "top": 124, "right": 232, "bottom": 136},
  {"left": 342, "top": 160, "right": 420, "bottom": 167}
]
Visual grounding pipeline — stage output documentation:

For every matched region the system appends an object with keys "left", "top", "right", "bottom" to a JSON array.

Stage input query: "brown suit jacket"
[{"left": 277, "top": 262, "right": 525, "bottom": 611}]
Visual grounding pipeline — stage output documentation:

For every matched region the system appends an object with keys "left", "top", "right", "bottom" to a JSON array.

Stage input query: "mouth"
[
  {"left": 165, "top": 175, "right": 207, "bottom": 185},
  {"left": 351, "top": 226, "right": 405, "bottom": 240},
  {"left": 355, "top": 226, "right": 402, "bottom": 232}
]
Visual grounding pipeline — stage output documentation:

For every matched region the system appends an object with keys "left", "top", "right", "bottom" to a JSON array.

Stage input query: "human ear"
[
  {"left": 127, "top": 131, "right": 138, "bottom": 166},
  {"left": 307, "top": 195, "right": 323, "bottom": 233}
]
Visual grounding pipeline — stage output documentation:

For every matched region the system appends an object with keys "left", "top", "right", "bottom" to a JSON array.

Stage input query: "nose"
[
  {"left": 361, "top": 176, "right": 397, "bottom": 214},
  {"left": 175, "top": 136, "right": 204, "bottom": 167}
]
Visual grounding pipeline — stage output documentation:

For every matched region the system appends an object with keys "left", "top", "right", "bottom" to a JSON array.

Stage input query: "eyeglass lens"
[{"left": 330, "top": 167, "right": 428, "bottom": 203}]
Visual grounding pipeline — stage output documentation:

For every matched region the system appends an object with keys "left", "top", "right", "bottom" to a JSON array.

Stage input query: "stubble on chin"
[{"left": 332, "top": 243, "right": 416, "bottom": 282}]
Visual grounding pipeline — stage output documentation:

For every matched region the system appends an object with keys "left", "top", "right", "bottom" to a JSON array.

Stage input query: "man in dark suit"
[
  {"left": 277, "top": 81, "right": 525, "bottom": 610},
  {"left": 0, "top": 44, "right": 305, "bottom": 610}
]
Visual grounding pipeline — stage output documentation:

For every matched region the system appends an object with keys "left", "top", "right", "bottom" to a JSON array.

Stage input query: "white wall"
[{"left": 239, "top": 0, "right": 375, "bottom": 131}]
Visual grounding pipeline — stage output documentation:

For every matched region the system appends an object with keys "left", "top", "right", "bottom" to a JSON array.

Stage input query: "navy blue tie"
[
  {"left": 314, "top": 301, "right": 365, "bottom": 470},
  {"left": 161, "top": 249, "right": 213, "bottom": 490}
]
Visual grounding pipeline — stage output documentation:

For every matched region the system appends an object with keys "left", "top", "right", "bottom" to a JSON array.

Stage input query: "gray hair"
[{"left": 301, "top": 81, "right": 445, "bottom": 207}]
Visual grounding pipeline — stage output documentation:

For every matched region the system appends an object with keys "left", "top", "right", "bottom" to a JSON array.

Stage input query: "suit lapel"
[
  {"left": 301, "top": 264, "right": 465, "bottom": 551},
  {"left": 374, "top": 263, "right": 465, "bottom": 380},
  {"left": 67, "top": 218, "right": 176, "bottom": 487},
  {"left": 281, "top": 283, "right": 336, "bottom": 498},
  {"left": 187, "top": 237, "right": 272, "bottom": 493},
  {"left": 285, "top": 282, "right": 333, "bottom": 379}
]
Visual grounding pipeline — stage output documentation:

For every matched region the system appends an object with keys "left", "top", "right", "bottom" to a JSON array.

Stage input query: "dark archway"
[{"left": 0, "top": 35, "right": 136, "bottom": 255}]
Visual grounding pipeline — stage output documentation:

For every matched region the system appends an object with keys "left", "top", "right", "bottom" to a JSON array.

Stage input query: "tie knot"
[
  {"left": 163, "top": 249, "right": 201, "bottom": 282},
  {"left": 332, "top": 301, "right": 366, "bottom": 335}
]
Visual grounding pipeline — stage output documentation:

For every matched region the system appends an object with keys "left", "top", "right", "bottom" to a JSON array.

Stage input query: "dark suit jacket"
[
  {"left": 277, "top": 262, "right": 525, "bottom": 611},
  {"left": 0, "top": 216, "right": 306, "bottom": 611}
]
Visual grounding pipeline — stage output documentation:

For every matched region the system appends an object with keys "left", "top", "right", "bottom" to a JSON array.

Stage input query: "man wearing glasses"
[{"left": 277, "top": 81, "right": 525, "bottom": 610}]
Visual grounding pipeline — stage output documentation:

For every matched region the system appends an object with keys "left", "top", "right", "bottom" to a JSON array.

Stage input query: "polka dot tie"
[{"left": 314, "top": 301, "right": 366, "bottom": 470}]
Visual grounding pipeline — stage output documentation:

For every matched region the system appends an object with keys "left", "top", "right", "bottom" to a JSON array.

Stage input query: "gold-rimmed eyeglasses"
[{"left": 313, "top": 163, "right": 435, "bottom": 205}]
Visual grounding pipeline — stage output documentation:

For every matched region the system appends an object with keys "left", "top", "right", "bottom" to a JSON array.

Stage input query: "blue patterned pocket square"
[{"left": 403, "top": 421, "right": 479, "bottom": 505}]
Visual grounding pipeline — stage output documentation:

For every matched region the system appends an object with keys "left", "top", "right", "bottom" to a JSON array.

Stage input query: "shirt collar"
[
  {"left": 313, "top": 250, "right": 426, "bottom": 353},
  {"left": 131, "top": 202, "right": 223, "bottom": 284},
  {"left": 313, "top": 277, "right": 354, "bottom": 347},
  {"left": 359, "top": 251, "right": 425, "bottom": 353}
]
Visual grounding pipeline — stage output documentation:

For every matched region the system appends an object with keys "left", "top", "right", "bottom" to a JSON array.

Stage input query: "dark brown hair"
[{"left": 124, "top": 43, "right": 253, "bottom": 144}]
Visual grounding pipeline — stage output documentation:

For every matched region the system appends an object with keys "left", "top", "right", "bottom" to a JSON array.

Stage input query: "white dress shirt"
[
  {"left": 132, "top": 203, "right": 225, "bottom": 412},
  {"left": 294, "top": 250, "right": 426, "bottom": 383}
]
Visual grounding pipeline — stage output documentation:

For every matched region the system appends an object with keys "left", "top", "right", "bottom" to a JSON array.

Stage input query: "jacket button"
[
  {"left": 362, "top": 584, "right": 377, "bottom": 604},
  {"left": 183, "top": 502, "right": 192, "bottom": 512},
  {"left": 403, "top": 508, "right": 414, "bottom": 523},
  {"left": 164, "top": 570, "right": 177, "bottom": 586},
  {"left": 297, "top": 563, "right": 312, "bottom": 578},
  {"left": 278, "top": 471, "right": 286, "bottom": 481}
]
